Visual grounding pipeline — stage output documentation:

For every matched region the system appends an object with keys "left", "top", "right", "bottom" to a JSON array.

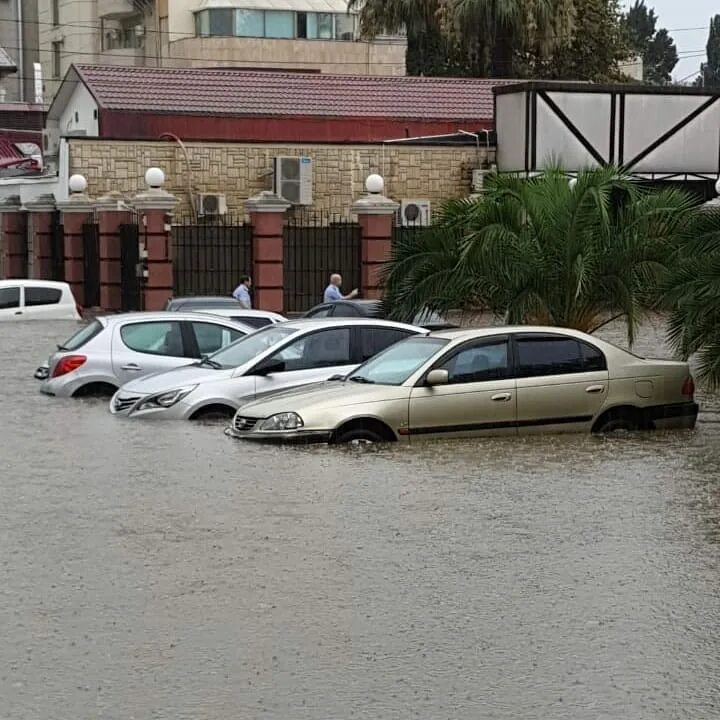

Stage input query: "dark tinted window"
[
  {"left": 440, "top": 340, "right": 509, "bottom": 384},
  {"left": 62, "top": 320, "right": 103, "bottom": 350},
  {"left": 580, "top": 341, "right": 607, "bottom": 371},
  {"left": 233, "top": 316, "right": 272, "bottom": 329},
  {"left": 120, "top": 321, "right": 185, "bottom": 357},
  {"left": 267, "top": 328, "right": 352, "bottom": 371},
  {"left": 305, "top": 305, "right": 334, "bottom": 318},
  {"left": 516, "top": 337, "right": 585, "bottom": 377},
  {"left": 25, "top": 286, "right": 62, "bottom": 306},
  {"left": 0, "top": 286, "right": 20, "bottom": 309},
  {"left": 332, "top": 303, "right": 362, "bottom": 317},
  {"left": 359, "top": 327, "right": 414, "bottom": 362}
]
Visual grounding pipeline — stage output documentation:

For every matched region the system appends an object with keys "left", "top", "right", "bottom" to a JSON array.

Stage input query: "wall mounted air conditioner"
[
  {"left": 472, "top": 168, "right": 490, "bottom": 193},
  {"left": 273, "top": 155, "right": 313, "bottom": 205},
  {"left": 399, "top": 199, "right": 431, "bottom": 226},
  {"left": 196, "top": 193, "right": 227, "bottom": 216}
]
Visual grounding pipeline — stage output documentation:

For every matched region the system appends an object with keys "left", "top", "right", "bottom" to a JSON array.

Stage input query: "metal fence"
[
  {"left": 283, "top": 213, "right": 361, "bottom": 313},
  {"left": 119, "top": 220, "right": 141, "bottom": 311},
  {"left": 172, "top": 216, "right": 253, "bottom": 297},
  {"left": 82, "top": 221, "right": 100, "bottom": 308}
]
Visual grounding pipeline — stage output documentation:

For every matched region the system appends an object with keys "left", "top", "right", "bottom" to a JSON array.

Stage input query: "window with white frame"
[{"left": 195, "top": 8, "right": 356, "bottom": 41}]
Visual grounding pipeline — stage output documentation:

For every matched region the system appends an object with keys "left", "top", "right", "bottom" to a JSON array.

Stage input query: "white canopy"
[{"left": 195, "top": 0, "right": 355, "bottom": 13}]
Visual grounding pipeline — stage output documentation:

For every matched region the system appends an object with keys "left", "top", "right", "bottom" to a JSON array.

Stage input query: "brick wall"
[{"left": 68, "top": 139, "right": 493, "bottom": 218}]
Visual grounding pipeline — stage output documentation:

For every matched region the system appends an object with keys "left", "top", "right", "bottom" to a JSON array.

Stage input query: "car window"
[
  {"left": 0, "top": 286, "right": 20, "bottom": 309},
  {"left": 580, "top": 341, "right": 607, "bottom": 371},
  {"left": 25, "top": 286, "right": 62, "bottom": 306},
  {"left": 359, "top": 327, "right": 415, "bottom": 362},
  {"left": 210, "top": 324, "right": 296, "bottom": 369},
  {"left": 306, "top": 305, "right": 334, "bottom": 318},
  {"left": 349, "top": 336, "right": 449, "bottom": 386},
  {"left": 192, "top": 322, "right": 245, "bottom": 356},
  {"left": 439, "top": 340, "right": 509, "bottom": 384},
  {"left": 331, "top": 303, "right": 360, "bottom": 317},
  {"left": 120, "top": 321, "right": 186, "bottom": 357},
  {"left": 515, "top": 336, "right": 586, "bottom": 377},
  {"left": 267, "top": 328, "right": 352, "bottom": 371},
  {"left": 61, "top": 320, "right": 103, "bottom": 350},
  {"left": 233, "top": 316, "right": 272, "bottom": 329}
]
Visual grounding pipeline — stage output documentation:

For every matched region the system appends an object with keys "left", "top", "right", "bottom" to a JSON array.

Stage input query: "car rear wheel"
[
  {"left": 594, "top": 410, "right": 640, "bottom": 434},
  {"left": 72, "top": 382, "right": 117, "bottom": 398}
]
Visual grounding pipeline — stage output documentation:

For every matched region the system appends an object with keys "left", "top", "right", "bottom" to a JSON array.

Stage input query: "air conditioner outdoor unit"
[
  {"left": 42, "top": 129, "right": 60, "bottom": 157},
  {"left": 399, "top": 199, "right": 431, "bottom": 227},
  {"left": 273, "top": 155, "right": 312, "bottom": 205},
  {"left": 196, "top": 193, "right": 227, "bottom": 216},
  {"left": 472, "top": 168, "right": 490, "bottom": 193}
]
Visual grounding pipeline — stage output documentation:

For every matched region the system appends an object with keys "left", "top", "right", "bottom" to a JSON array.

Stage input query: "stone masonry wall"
[{"left": 68, "top": 139, "right": 493, "bottom": 219}]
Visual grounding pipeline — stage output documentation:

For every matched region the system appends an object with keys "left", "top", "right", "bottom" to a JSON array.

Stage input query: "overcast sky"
[{"left": 622, "top": 0, "right": 715, "bottom": 82}]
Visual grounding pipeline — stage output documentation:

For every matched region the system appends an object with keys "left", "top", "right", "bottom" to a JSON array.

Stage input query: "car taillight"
[
  {"left": 682, "top": 376, "right": 695, "bottom": 398},
  {"left": 51, "top": 355, "right": 87, "bottom": 378}
]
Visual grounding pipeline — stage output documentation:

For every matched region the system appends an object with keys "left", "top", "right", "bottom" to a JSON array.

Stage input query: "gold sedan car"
[{"left": 226, "top": 326, "right": 699, "bottom": 444}]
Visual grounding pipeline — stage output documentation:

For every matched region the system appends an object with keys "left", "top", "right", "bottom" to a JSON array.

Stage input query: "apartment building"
[
  {"left": 0, "top": 0, "right": 39, "bottom": 102},
  {"left": 38, "top": 0, "right": 406, "bottom": 101}
]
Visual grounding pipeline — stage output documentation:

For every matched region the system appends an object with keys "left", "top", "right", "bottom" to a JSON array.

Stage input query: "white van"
[{"left": 0, "top": 280, "right": 82, "bottom": 321}]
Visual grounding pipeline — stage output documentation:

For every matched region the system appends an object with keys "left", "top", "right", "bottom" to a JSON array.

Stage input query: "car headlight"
[
  {"left": 257, "top": 412, "right": 304, "bottom": 432},
  {"left": 137, "top": 385, "right": 198, "bottom": 411}
]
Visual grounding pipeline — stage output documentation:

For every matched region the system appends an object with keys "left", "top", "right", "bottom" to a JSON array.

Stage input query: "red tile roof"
[{"left": 71, "top": 64, "right": 518, "bottom": 121}]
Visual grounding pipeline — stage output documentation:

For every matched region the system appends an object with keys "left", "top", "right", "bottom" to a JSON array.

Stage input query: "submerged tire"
[{"left": 333, "top": 428, "right": 385, "bottom": 444}]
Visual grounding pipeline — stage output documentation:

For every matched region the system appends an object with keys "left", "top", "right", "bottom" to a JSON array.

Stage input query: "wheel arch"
[
  {"left": 592, "top": 403, "right": 651, "bottom": 433},
  {"left": 330, "top": 416, "right": 398, "bottom": 443}
]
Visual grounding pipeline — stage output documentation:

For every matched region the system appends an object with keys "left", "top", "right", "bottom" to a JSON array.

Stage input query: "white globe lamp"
[
  {"left": 145, "top": 167, "right": 165, "bottom": 189},
  {"left": 568, "top": 177, "right": 578, "bottom": 190},
  {"left": 365, "top": 173, "right": 384, "bottom": 195},
  {"left": 68, "top": 174, "right": 87, "bottom": 194},
  {"left": 715, "top": 177, "right": 720, "bottom": 196}
]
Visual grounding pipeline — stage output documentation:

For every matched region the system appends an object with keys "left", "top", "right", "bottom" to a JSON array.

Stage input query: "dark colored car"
[{"left": 302, "top": 299, "right": 458, "bottom": 330}]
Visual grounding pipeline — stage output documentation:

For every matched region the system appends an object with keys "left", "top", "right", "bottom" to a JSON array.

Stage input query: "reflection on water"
[{"left": 0, "top": 317, "right": 719, "bottom": 719}]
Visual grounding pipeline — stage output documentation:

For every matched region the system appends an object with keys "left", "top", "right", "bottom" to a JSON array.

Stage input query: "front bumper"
[{"left": 224, "top": 426, "right": 332, "bottom": 444}]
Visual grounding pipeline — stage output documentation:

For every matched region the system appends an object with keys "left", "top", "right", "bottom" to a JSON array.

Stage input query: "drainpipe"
[{"left": 16, "top": 0, "right": 24, "bottom": 101}]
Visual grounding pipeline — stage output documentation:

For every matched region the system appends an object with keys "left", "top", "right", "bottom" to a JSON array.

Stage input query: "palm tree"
[
  {"left": 383, "top": 167, "right": 699, "bottom": 345},
  {"left": 663, "top": 208, "right": 720, "bottom": 388}
]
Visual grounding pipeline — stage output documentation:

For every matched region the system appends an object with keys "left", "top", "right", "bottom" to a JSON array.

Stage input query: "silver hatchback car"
[{"left": 37, "top": 311, "right": 255, "bottom": 398}]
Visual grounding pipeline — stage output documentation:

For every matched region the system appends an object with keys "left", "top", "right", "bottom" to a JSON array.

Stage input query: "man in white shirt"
[
  {"left": 232, "top": 275, "right": 252, "bottom": 308},
  {"left": 323, "top": 273, "right": 358, "bottom": 303}
]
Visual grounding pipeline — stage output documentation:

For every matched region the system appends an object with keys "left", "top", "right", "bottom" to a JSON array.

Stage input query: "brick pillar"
[
  {"left": 0, "top": 196, "right": 28, "bottom": 279},
  {"left": 351, "top": 178, "right": 399, "bottom": 300},
  {"left": 97, "top": 192, "right": 131, "bottom": 311},
  {"left": 246, "top": 191, "right": 290, "bottom": 313},
  {"left": 25, "top": 195, "right": 58, "bottom": 280},
  {"left": 57, "top": 192, "right": 94, "bottom": 307},
  {"left": 132, "top": 183, "right": 178, "bottom": 311}
]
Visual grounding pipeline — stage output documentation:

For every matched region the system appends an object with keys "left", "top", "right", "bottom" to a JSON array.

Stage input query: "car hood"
[
  {"left": 237, "top": 380, "right": 409, "bottom": 417},
  {"left": 120, "top": 364, "right": 235, "bottom": 394}
]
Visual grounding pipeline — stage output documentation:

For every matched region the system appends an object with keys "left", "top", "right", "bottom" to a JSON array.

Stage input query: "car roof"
[
  {"left": 96, "top": 311, "right": 256, "bottom": 329},
  {"left": 168, "top": 296, "right": 236, "bottom": 303},
  {"left": 0, "top": 279, "right": 71, "bottom": 289},
  {"left": 196, "top": 308, "right": 284, "bottom": 318},
  {"left": 278, "top": 317, "right": 424, "bottom": 333},
  {"left": 427, "top": 325, "right": 601, "bottom": 341}
]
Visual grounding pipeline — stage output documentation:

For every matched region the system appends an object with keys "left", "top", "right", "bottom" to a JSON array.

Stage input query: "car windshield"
[
  {"left": 347, "top": 336, "right": 449, "bottom": 385},
  {"left": 208, "top": 324, "right": 296, "bottom": 369}
]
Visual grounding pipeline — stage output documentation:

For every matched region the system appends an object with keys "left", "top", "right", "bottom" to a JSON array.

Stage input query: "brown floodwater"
[{"left": 0, "top": 317, "right": 719, "bottom": 719}]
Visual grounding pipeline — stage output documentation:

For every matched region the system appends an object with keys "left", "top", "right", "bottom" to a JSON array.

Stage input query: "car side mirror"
[
  {"left": 426, "top": 369, "right": 449, "bottom": 386},
  {"left": 253, "top": 358, "right": 285, "bottom": 376}
]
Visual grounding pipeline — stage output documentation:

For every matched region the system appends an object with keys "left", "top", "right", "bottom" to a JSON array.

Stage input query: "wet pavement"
[{"left": 1, "top": 318, "right": 719, "bottom": 719}]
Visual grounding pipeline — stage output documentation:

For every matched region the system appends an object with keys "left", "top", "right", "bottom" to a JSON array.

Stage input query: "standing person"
[
  {"left": 323, "top": 273, "right": 358, "bottom": 303},
  {"left": 232, "top": 275, "right": 252, "bottom": 309}
]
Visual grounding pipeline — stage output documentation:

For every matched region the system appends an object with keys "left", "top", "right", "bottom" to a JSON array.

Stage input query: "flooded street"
[{"left": 1, "top": 318, "right": 720, "bottom": 719}]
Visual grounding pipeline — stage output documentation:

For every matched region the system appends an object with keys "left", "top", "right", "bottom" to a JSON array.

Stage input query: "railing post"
[
  {"left": 246, "top": 191, "right": 291, "bottom": 313},
  {"left": 0, "top": 195, "right": 27, "bottom": 279},
  {"left": 351, "top": 175, "right": 399, "bottom": 301}
]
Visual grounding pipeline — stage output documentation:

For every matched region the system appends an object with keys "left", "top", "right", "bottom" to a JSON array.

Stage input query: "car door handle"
[
  {"left": 121, "top": 364, "right": 142, "bottom": 371},
  {"left": 585, "top": 385, "right": 605, "bottom": 394},
  {"left": 14, "top": 311, "right": 21, "bottom": 315},
  {"left": 491, "top": 392, "right": 512, "bottom": 402}
]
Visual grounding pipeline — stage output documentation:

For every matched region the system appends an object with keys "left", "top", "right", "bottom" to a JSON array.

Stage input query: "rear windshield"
[{"left": 61, "top": 320, "right": 103, "bottom": 351}]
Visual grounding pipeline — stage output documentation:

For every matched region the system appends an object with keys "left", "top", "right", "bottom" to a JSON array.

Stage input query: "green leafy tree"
[
  {"left": 383, "top": 168, "right": 699, "bottom": 345},
  {"left": 698, "top": 15, "right": 720, "bottom": 88},
  {"left": 622, "top": 1, "right": 678, "bottom": 84},
  {"left": 662, "top": 209, "right": 720, "bottom": 388}
]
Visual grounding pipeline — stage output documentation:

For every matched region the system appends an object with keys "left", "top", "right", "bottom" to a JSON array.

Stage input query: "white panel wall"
[
  {"left": 545, "top": 92, "right": 611, "bottom": 161},
  {"left": 495, "top": 92, "right": 527, "bottom": 172},
  {"left": 59, "top": 82, "right": 99, "bottom": 137}
]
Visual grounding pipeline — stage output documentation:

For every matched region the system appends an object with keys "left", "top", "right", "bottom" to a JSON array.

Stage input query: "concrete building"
[
  {"left": 0, "top": 0, "right": 39, "bottom": 103},
  {"left": 38, "top": 0, "right": 406, "bottom": 102}
]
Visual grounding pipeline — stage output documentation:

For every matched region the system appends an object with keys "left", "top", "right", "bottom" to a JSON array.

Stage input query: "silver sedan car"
[
  {"left": 37, "top": 311, "right": 255, "bottom": 398},
  {"left": 109, "top": 318, "right": 426, "bottom": 421}
]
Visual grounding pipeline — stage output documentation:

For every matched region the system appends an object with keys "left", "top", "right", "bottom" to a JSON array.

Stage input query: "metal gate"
[
  {"left": 283, "top": 214, "right": 361, "bottom": 312},
  {"left": 82, "top": 221, "right": 100, "bottom": 308},
  {"left": 119, "top": 222, "right": 141, "bottom": 311},
  {"left": 50, "top": 211, "right": 65, "bottom": 281}
]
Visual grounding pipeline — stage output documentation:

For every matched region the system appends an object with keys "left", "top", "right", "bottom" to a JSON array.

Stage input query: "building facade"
[
  {"left": 38, "top": 0, "right": 405, "bottom": 102},
  {"left": 0, "top": 0, "right": 39, "bottom": 103}
]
